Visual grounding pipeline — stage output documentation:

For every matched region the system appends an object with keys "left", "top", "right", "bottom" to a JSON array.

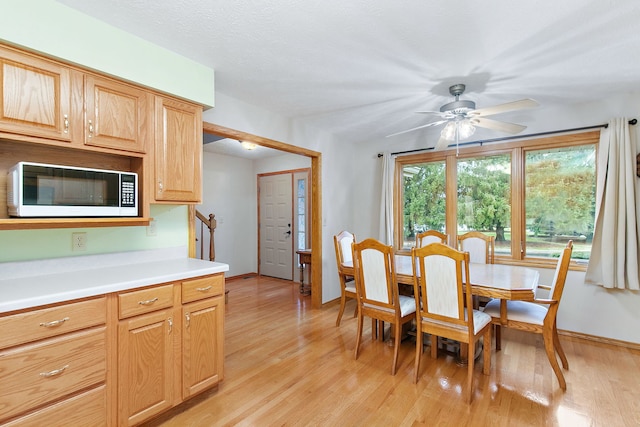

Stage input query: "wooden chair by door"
[
  {"left": 334, "top": 230, "right": 357, "bottom": 326},
  {"left": 416, "top": 229, "right": 448, "bottom": 247},
  {"left": 483, "top": 241, "right": 573, "bottom": 390},
  {"left": 411, "top": 243, "right": 492, "bottom": 403},
  {"left": 352, "top": 238, "right": 416, "bottom": 375},
  {"left": 457, "top": 231, "right": 495, "bottom": 264}
]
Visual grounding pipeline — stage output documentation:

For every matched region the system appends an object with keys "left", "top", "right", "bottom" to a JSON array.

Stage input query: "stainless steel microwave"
[{"left": 7, "top": 162, "right": 138, "bottom": 217}]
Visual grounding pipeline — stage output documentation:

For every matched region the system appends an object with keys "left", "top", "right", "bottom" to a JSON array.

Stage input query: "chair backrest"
[
  {"left": 334, "top": 230, "right": 356, "bottom": 269},
  {"left": 457, "top": 231, "right": 494, "bottom": 264},
  {"left": 411, "top": 243, "right": 473, "bottom": 330},
  {"left": 548, "top": 240, "right": 573, "bottom": 304},
  {"left": 416, "top": 229, "right": 448, "bottom": 247},
  {"left": 352, "top": 238, "right": 397, "bottom": 310}
]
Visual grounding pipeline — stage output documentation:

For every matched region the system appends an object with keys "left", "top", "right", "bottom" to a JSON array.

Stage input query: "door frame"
[{"left": 197, "top": 122, "right": 323, "bottom": 309}]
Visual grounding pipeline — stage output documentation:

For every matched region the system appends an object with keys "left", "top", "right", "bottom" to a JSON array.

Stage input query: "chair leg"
[
  {"left": 414, "top": 328, "right": 423, "bottom": 383},
  {"left": 335, "top": 293, "right": 347, "bottom": 327},
  {"left": 483, "top": 328, "right": 491, "bottom": 375},
  {"left": 371, "top": 318, "right": 377, "bottom": 340},
  {"left": 391, "top": 322, "right": 401, "bottom": 376},
  {"left": 495, "top": 324, "right": 502, "bottom": 351},
  {"left": 430, "top": 335, "right": 438, "bottom": 359},
  {"left": 354, "top": 312, "right": 364, "bottom": 360},
  {"left": 543, "top": 330, "right": 567, "bottom": 390},
  {"left": 467, "top": 340, "right": 475, "bottom": 403},
  {"left": 352, "top": 299, "right": 358, "bottom": 318},
  {"left": 553, "top": 324, "right": 569, "bottom": 370}
]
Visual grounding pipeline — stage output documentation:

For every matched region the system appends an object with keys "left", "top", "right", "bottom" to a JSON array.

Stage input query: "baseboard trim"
[
  {"left": 559, "top": 329, "right": 640, "bottom": 351},
  {"left": 226, "top": 273, "right": 258, "bottom": 282}
]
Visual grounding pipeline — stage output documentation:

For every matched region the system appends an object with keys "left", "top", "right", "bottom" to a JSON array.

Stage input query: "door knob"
[{"left": 285, "top": 230, "right": 292, "bottom": 236}]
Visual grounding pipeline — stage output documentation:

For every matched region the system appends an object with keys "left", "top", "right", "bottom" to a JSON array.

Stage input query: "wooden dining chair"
[
  {"left": 352, "top": 238, "right": 417, "bottom": 375},
  {"left": 483, "top": 240, "right": 573, "bottom": 390},
  {"left": 411, "top": 243, "right": 492, "bottom": 403},
  {"left": 457, "top": 231, "right": 495, "bottom": 264},
  {"left": 333, "top": 230, "right": 357, "bottom": 326},
  {"left": 416, "top": 229, "right": 448, "bottom": 247}
]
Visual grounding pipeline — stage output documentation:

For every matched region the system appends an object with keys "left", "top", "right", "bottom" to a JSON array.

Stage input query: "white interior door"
[{"left": 259, "top": 174, "right": 293, "bottom": 280}]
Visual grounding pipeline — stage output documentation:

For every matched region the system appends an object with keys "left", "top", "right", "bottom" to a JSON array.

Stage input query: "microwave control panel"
[{"left": 121, "top": 174, "right": 136, "bottom": 208}]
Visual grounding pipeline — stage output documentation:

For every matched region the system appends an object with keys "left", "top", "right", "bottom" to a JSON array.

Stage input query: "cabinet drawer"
[
  {"left": 0, "top": 327, "right": 106, "bottom": 422},
  {"left": 119, "top": 284, "right": 174, "bottom": 319},
  {"left": 2, "top": 385, "right": 106, "bottom": 427},
  {"left": 182, "top": 274, "right": 224, "bottom": 303},
  {"left": 0, "top": 297, "right": 106, "bottom": 349}
]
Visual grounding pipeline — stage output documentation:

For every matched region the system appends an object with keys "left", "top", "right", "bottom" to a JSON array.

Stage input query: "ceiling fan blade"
[
  {"left": 415, "top": 110, "right": 450, "bottom": 117},
  {"left": 386, "top": 120, "right": 449, "bottom": 138},
  {"left": 470, "top": 98, "right": 539, "bottom": 117},
  {"left": 472, "top": 117, "right": 526, "bottom": 134},
  {"left": 435, "top": 136, "right": 450, "bottom": 151}
]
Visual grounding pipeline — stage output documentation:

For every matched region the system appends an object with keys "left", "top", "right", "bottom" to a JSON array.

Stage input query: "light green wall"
[
  {"left": 0, "top": 205, "right": 189, "bottom": 262},
  {"left": 0, "top": 0, "right": 214, "bottom": 107}
]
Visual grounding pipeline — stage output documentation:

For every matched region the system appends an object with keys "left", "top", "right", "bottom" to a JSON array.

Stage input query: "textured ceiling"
[{"left": 58, "top": 0, "right": 640, "bottom": 153}]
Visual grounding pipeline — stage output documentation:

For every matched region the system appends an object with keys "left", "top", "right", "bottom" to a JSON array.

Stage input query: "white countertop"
[{"left": 0, "top": 249, "right": 229, "bottom": 313}]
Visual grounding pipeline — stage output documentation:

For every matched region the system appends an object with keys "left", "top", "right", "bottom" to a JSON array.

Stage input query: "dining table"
[{"left": 342, "top": 254, "right": 540, "bottom": 325}]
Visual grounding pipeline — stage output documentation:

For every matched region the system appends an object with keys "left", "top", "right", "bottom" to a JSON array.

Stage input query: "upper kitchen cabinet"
[
  {"left": 84, "top": 75, "right": 152, "bottom": 154},
  {"left": 0, "top": 45, "right": 78, "bottom": 144},
  {"left": 154, "top": 96, "right": 202, "bottom": 203}
]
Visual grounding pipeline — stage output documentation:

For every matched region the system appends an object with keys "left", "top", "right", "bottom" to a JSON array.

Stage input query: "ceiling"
[{"left": 58, "top": 0, "right": 640, "bottom": 156}]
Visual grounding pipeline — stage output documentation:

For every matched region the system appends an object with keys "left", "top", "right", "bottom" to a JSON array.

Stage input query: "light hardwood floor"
[{"left": 145, "top": 276, "right": 640, "bottom": 427}]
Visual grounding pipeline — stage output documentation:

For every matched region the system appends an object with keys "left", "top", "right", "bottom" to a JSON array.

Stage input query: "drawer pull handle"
[
  {"left": 185, "top": 312, "right": 190, "bottom": 328},
  {"left": 196, "top": 286, "right": 212, "bottom": 292},
  {"left": 40, "top": 317, "right": 69, "bottom": 328},
  {"left": 138, "top": 297, "right": 158, "bottom": 306},
  {"left": 167, "top": 317, "right": 173, "bottom": 334},
  {"left": 40, "top": 364, "right": 69, "bottom": 378}
]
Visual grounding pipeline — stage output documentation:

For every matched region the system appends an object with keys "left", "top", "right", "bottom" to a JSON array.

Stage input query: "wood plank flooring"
[{"left": 145, "top": 275, "right": 640, "bottom": 427}]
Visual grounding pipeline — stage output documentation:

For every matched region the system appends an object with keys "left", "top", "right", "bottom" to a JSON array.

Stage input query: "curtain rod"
[{"left": 377, "top": 118, "right": 637, "bottom": 158}]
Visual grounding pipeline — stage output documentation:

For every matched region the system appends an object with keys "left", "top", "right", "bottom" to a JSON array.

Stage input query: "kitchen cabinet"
[
  {"left": 154, "top": 96, "right": 202, "bottom": 203},
  {"left": 84, "top": 75, "right": 152, "bottom": 153},
  {"left": 0, "top": 45, "right": 78, "bottom": 144},
  {"left": 181, "top": 274, "right": 225, "bottom": 398},
  {"left": 0, "top": 297, "right": 108, "bottom": 426},
  {"left": 117, "top": 285, "right": 175, "bottom": 427}
]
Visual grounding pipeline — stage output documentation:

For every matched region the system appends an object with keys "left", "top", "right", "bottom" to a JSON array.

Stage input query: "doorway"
[{"left": 199, "top": 122, "right": 323, "bottom": 309}]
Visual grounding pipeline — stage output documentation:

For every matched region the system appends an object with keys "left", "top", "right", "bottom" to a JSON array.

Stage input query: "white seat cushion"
[
  {"left": 345, "top": 280, "right": 356, "bottom": 294},
  {"left": 398, "top": 295, "right": 417, "bottom": 316},
  {"left": 483, "top": 299, "right": 548, "bottom": 325},
  {"left": 421, "top": 309, "right": 490, "bottom": 334}
]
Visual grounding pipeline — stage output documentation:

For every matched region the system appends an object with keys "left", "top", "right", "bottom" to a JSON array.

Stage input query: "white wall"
[{"left": 197, "top": 151, "right": 257, "bottom": 277}]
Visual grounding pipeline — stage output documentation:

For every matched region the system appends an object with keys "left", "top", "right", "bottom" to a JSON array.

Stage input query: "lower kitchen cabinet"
[
  {"left": 0, "top": 272, "right": 225, "bottom": 427},
  {"left": 182, "top": 295, "right": 224, "bottom": 399},
  {"left": 117, "top": 308, "right": 175, "bottom": 426}
]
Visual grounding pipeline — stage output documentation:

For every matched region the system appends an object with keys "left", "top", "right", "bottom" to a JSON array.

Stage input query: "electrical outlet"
[
  {"left": 72, "top": 232, "right": 87, "bottom": 251},
  {"left": 146, "top": 220, "right": 157, "bottom": 236}
]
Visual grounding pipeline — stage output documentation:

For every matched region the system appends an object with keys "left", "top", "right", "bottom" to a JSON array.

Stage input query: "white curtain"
[
  {"left": 378, "top": 152, "right": 394, "bottom": 245},
  {"left": 585, "top": 118, "right": 640, "bottom": 290}
]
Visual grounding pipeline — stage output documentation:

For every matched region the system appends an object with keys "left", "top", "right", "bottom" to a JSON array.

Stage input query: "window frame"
[{"left": 394, "top": 130, "right": 599, "bottom": 270}]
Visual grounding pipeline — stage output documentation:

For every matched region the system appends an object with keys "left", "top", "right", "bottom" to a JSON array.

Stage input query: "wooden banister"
[{"left": 195, "top": 209, "right": 217, "bottom": 261}]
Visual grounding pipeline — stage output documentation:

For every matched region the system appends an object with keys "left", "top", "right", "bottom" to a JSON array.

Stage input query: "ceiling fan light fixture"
[
  {"left": 441, "top": 119, "right": 476, "bottom": 141},
  {"left": 239, "top": 140, "right": 257, "bottom": 150}
]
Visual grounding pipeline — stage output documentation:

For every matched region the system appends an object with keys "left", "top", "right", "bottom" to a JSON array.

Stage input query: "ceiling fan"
[{"left": 388, "top": 83, "right": 539, "bottom": 150}]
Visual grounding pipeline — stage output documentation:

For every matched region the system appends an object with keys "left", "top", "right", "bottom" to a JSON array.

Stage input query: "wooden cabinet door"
[
  {"left": 85, "top": 75, "right": 151, "bottom": 153},
  {"left": 182, "top": 296, "right": 224, "bottom": 399},
  {"left": 0, "top": 46, "right": 74, "bottom": 142},
  {"left": 118, "top": 309, "right": 174, "bottom": 426},
  {"left": 154, "top": 96, "right": 202, "bottom": 202}
]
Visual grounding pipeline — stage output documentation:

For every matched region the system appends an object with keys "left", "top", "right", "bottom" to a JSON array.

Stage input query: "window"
[
  {"left": 396, "top": 131, "right": 599, "bottom": 265},
  {"left": 296, "top": 178, "right": 306, "bottom": 250},
  {"left": 457, "top": 154, "right": 511, "bottom": 256},
  {"left": 401, "top": 161, "right": 446, "bottom": 249},
  {"left": 525, "top": 145, "right": 596, "bottom": 260}
]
